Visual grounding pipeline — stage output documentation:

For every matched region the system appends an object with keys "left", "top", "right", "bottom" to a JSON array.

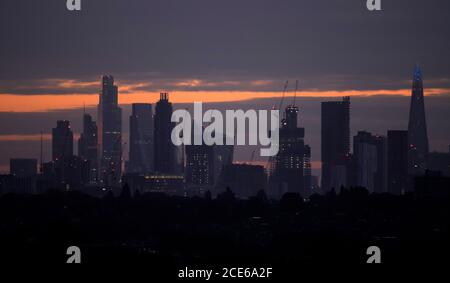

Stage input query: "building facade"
[
  {"left": 154, "top": 93, "right": 175, "bottom": 174},
  {"left": 98, "top": 75, "right": 122, "bottom": 187},
  {"left": 128, "top": 103, "right": 154, "bottom": 174},
  {"left": 270, "top": 105, "right": 312, "bottom": 198},
  {"left": 387, "top": 130, "right": 409, "bottom": 195},
  {"left": 407, "top": 65, "right": 429, "bottom": 176},
  {"left": 321, "top": 97, "right": 350, "bottom": 191},
  {"left": 52, "top": 120, "right": 73, "bottom": 161},
  {"left": 78, "top": 114, "right": 98, "bottom": 184}
]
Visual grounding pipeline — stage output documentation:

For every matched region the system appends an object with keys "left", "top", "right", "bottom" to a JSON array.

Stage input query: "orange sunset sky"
[{"left": 1, "top": 85, "right": 449, "bottom": 112}]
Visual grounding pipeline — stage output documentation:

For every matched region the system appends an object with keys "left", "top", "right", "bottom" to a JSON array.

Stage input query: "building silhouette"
[
  {"left": 427, "top": 151, "right": 450, "bottom": 177},
  {"left": 10, "top": 158, "right": 37, "bottom": 178},
  {"left": 185, "top": 141, "right": 233, "bottom": 196},
  {"left": 216, "top": 163, "right": 267, "bottom": 199},
  {"left": 270, "top": 105, "right": 312, "bottom": 198},
  {"left": 387, "top": 130, "right": 409, "bottom": 195},
  {"left": 122, "top": 173, "right": 185, "bottom": 196},
  {"left": 408, "top": 65, "right": 429, "bottom": 176},
  {"left": 47, "top": 120, "right": 90, "bottom": 191},
  {"left": 78, "top": 114, "right": 98, "bottom": 183},
  {"left": 415, "top": 170, "right": 450, "bottom": 198},
  {"left": 128, "top": 103, "right": 154, "bottom": 174},
  {"left": 43, "top": 156, "right": 90, "bottom": 191},
  {"left": 353, "top": 131, "right": 387, "bottom": 193},
  {"left": 154, "top": 93, "right": 175, "bottom": 174},
  {"left": 52, "top": 120, "right": 73, "bottom": 161},
  {"left": 98, "top": 75, "right": 122, "bottom": 187},
  {"left": 186, "top": 143, "right": 214, "bottom": 192},
  {"left": 321, "top": 97, "right": 350, "bottom": 191}
]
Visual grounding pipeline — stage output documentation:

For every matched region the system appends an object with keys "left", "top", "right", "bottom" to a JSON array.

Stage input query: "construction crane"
[
  {"left": 266, "top": 81, "right": 289, "bottom": 174},
  {"left": 278, "top": 81, "right": 289, "bottom": 120}
]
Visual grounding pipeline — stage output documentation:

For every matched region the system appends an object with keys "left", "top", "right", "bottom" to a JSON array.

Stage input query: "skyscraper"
[
  {"left": 154, "top": 93, "right": 175, "bottom": 174},
  {"left": 128, "top": 103, "right": 154, "bottom": 174},
  {"left": 78, "top": 113, "right": 98, "bottom": 183},
  {"left": 408, "top": 65, "right": 429, "bottom": 176},
  {"left": 270, "top": 105, "right": 312, "bottom": 197},
  {"left": 321, "top": 97, "right": 350, "bottom": 191},
  {"left": 353, "top": 131, "right": 387, "bottom": 193},
  {"left": 50, "top": 120, "right": 90, "bottom": 190},
  {"left": 185, "top": 143, "right": 215, "bottom": 189},
  {"left": 52, "top": 120, "right": 73, "bottom": 161},
  {"left": 387, "top": 130, "right": 409, "bottom": 195},
  {"left": 98, "top": 75, "right": 122, "bottom": 187}
]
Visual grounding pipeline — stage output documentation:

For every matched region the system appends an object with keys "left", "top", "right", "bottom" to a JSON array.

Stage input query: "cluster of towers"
[
  {"left": 4, "top": 65, "right": 448, "bottom": 198},
  {"left": 320, "top": 65, "right": 433, "bottom": 195},
  {"left": 38, "top": 77, "right": 182, "bottom": 193}
]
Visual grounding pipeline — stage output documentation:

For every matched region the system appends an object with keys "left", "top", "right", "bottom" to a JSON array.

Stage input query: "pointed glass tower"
[{"left": 407, "top": 65, "right": 429, "bottom": 175}]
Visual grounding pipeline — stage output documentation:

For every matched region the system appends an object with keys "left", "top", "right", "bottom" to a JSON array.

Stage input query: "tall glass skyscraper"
[
  {"left": 98, "top": 75, "right": 122, "bottom": 187},
  {"left": 128, "top": 103, "right": 154, "bottom": 174},
  {"left": 321, "top": 97, "right": 350, "bottom": 192},
  {"left": 154, "top": 93, "right": 175, "bottom": 174},
  {"left": 78, "top": 113, "right": 98, "bottom": 184},
  {"left": 52, "top": 120, "right": 73, "bottom": 161}
]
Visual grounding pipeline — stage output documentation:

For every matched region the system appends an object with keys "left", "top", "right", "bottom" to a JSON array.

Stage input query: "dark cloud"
[{"left": 1, "top": 0, "right": 449, "bottom": 91}]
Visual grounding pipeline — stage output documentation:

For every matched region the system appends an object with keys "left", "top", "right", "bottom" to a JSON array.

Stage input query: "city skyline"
[
  {"left": 1, "top": 65, "right": 449, "bottom": 195},
  {"left": 1, "top": 0, "right": 450, "bottom": 269},
  {"left": 1, "top": 88, "right": 450, "bottom": 176}
]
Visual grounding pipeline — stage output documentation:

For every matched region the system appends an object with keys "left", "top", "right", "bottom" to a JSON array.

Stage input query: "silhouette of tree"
[
  {"left": 120, "top": 183, "right": 132, "bottom": 199},
  {"left": 280, "top": 192, "right": 304, "bottom": 213},
  {"left": 204, "top": 190, "right": 212, "bottom": 201}
]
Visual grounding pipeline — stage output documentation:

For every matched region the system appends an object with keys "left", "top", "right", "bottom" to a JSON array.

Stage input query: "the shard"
[{"left": 407, "top": 65, "right": 429, "bottom": 175}]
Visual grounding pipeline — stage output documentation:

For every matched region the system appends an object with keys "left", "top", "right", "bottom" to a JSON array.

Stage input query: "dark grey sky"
[{"left": 1, "top": 0, "right": 450, "bottom": 92}]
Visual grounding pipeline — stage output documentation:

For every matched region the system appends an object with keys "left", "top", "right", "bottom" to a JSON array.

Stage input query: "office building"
[
  {"left": 321, "top": 97, "right": 350, "bottom": 191},
  {"left": 270, "top": 105, "right": 312, "bottom": 198},
  {"left": 387, "top": 130, "right": 409, "bottom": 195},
  {"left": 10, "top": 158, "right": 37, "bottom": 177},
  {"left": 52, "top": 120, "right": 73, "bottom": 161},
  {"left": 78, "top": 113, "right": 98, "bottom": 183},
  {"left": 98, "top": 75, "right": 122, "bottom": 187},
  {"left": 154, "top": 93, "right": 175, "bottom": 174},
  {"left": 353, "top": 131, "right": 387, "bottom": 193},
  {"left": 128, "top": 103, "right": 154, "bottom": 174}
]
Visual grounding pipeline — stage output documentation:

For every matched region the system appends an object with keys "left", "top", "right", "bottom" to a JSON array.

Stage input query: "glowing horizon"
[{"left": 1, "top": 88, "right": 449, "bottom": 112}]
